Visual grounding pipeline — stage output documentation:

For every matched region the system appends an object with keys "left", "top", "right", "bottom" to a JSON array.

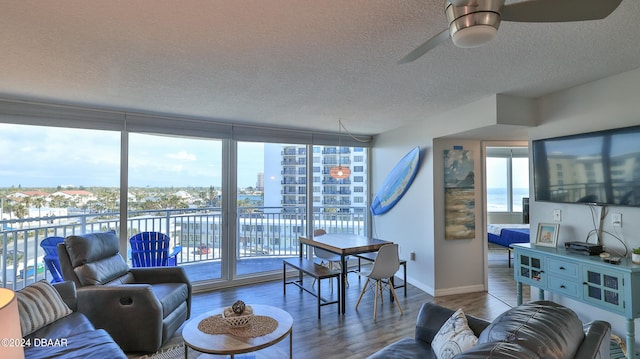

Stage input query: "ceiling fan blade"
[
  {"left": 398, "top": 29, "right": 450, "bottom": 64},
  {"left": 501, "top": 0, "right": 623, "bottom": 23}
]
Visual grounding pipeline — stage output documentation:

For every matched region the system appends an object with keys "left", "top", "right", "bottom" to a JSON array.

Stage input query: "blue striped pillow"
[{"left": 16, "top": 280, "right": 72, "bottom": 336}]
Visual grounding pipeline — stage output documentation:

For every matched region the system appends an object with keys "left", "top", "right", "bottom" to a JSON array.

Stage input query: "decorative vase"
[{"left": 632, "top": 253, "right": 640, "bottom": 264}]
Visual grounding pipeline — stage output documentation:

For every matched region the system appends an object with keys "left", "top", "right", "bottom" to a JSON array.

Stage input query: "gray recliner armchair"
[{"left": 57, "top": 230, "right": 192, "bottom": 353}]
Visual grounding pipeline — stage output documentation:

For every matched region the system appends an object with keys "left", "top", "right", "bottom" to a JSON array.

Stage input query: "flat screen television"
[{"left": 532, "top": 125, "right": 640, "bottom": 207}]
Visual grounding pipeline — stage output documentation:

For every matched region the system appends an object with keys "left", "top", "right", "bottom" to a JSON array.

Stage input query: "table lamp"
[{"left": 0, "top": 288, "right": 24, "bottom": 359}]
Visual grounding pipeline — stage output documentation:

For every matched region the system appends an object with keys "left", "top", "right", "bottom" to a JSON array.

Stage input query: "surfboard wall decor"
[{"left": 370, "top": 146, "right": 420, "bottom": 215}]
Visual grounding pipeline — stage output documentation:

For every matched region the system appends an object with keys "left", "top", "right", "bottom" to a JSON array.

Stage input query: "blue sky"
[{"left": 0, "top": 123, "right": 264, "bottom": 188}]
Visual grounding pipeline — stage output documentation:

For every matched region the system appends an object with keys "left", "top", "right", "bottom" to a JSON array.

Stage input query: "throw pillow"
[
  {"left": 16, "top": 280, "right": 73, "bottom": 336},
  {"left": 432, "top": 308, "right": 479, "bottom": 359}
]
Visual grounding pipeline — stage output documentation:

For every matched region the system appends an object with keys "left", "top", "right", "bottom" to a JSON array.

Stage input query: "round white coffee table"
[{"left": 182, "top": 304, "right": 293, "bottom": 358}]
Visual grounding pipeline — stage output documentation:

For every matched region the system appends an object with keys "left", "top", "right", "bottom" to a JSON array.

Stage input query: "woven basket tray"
[{"left": 222, "top": 305, "right": 254, "bottom": 327}]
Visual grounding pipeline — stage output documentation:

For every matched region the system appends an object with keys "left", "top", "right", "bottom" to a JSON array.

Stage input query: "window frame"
[{"left": 0, "top": 99, "right": 374, "bottom": 287}]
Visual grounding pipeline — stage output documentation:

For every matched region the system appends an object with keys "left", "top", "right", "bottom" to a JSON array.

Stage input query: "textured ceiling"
[{"left": 1, "top": 0, "right": 639, "bottom": 136}]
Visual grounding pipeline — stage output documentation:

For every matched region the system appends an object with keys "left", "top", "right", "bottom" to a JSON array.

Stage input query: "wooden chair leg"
[
  {"left": 355, "top": 278, "right": 370, "bottom": 310},
  {"left": 389, "top": 281, "right": 403, "bottom": 315},
  {"left": 373, "top": 280, "right": 380, "bottom": 321}
]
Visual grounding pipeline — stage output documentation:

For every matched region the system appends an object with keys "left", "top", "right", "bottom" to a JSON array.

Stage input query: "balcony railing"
[{"left": 1, "top": 206, "right": 366, "bottom": 289}]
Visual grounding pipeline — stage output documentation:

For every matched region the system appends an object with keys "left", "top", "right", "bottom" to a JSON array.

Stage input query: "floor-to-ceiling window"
[
  {"left": 312, "top": 145, "right": 368, "bottom": 235},
  {"left": 0, "top": 102, "right": 373, "bottom": 289},
  {"left": 128, "top": 133, "right": 223, "bottom": 282},
  {"left": 0, "top": 123, "right": 120, "bottom": 287},
  {"left": 236, "top": 142, "right": 307, "bottom": 276},
  {"left": 234, "top": 142, "right": 370, "bottom": 277}
]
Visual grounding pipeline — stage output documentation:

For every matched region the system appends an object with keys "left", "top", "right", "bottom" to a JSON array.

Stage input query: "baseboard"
[
  {"left": 434, "top": 284, "right": 486, "bottom": 297},
  {"left": 405, "top": 277, "right": 434, "bottom": 296}
]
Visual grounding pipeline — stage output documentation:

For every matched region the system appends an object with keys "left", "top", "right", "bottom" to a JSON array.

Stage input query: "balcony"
[
  {"left": 320, "top": 147, "right": 351, "bottom": 155},
  {"left": 1, "top": 207, "right": 366, "bottom": 289},
  {"left": 321, "top": 159, "right": 351, "bottom": 165},
  {"left": 322, "top": 189, "right": 351, "bottom": 195},
  {"left": 322, "top": 178, "right": 351, "bottom": 185}
]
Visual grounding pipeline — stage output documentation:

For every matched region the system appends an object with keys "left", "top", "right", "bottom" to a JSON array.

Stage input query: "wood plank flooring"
[{"left": 173, "top": 249, "right": 530, "bottom": 359}]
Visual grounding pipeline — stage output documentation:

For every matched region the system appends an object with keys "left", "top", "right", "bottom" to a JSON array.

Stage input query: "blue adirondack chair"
[
  {"left": 129, "top": 232, "right": 182, "bottom": 267},
  {"left": 40, "top": 236, "right": 65, "bottom": 283}
]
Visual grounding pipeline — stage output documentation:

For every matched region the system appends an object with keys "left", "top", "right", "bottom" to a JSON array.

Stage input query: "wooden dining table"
[{"left": 298, "top": 233, "right": 391, "bottom": 314}]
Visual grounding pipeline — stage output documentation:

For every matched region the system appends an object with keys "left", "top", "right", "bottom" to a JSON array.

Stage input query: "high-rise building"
[
  {"left": 263, "top": 144, "right": 367, "bottom": 214},
  {"left": 256, "top": 172, "right": 264, "bottom": 191}
]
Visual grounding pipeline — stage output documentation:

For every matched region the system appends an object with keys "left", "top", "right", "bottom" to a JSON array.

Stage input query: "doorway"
[{"left": 484, "top": 144, "right": 530, "bottom": 306}]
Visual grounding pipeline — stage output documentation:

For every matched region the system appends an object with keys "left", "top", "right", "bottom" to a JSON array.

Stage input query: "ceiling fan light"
[
  {"left": 330, "top": 166, "right": 351, "bottom": 179},
  {"left": 451, "top": 24, "right": 497, "bottom": 48}
]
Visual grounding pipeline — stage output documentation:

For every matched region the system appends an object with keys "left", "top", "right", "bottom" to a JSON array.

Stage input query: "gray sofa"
[
  {"left": 21, "top": 281, "right": 126, "bottom": 359},
  {"left": 367, "top": 300, "right": 611, "bottom": 359},
  {"left": 57, "top": 230, "right": 192, "bottom": 353}
]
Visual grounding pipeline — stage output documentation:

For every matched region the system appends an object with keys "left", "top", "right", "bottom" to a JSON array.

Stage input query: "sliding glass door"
[{"left": 0, "top": 124, "right": 120, "bottom": 287}]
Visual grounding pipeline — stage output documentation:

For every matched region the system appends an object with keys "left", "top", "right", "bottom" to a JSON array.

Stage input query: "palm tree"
[
  {"left": 22, "top": 196, "right": 32, "bottom": 218},
  {"left": 160, "top": 194, "right": 187, "bottom": 210},
  {"left": 3, "top": 201, "right": 14, "bottom": 220},
  {"left": 32, "top": 196, "right": 46, "bottom": 225},
  {"left": 49, "top": 195, "right": 67, "bottom": 208},
  {"left": 14, "top": 203, "right": 27, "bottom": 228}
]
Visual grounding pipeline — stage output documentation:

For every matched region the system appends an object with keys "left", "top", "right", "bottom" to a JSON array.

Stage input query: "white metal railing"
[{"left": 1, "top": 206, "right": 366, "bottom": 289}]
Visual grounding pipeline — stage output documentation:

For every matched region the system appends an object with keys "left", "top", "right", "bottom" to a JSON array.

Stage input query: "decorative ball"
[{"left": 232, "top": 300, "right": 246, "bottom": 314}]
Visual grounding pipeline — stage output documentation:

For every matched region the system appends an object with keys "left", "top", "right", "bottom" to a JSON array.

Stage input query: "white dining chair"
[
  {"left": 355, "top": 243, "right": 403, "bottom": 320},
  {"left": 312, "top": 229, "right": 349, "bottom": 287}
]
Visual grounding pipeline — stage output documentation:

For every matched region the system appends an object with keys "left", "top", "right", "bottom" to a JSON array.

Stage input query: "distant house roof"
[
  {"left": 174, "top": 190, "right": 192, "bottom": 199},
  {"left": 53, "top": 190, "right": 94, "bottom": 197},
  {"left": 8, "top": 190, "right": 50, "bottom": 198}
]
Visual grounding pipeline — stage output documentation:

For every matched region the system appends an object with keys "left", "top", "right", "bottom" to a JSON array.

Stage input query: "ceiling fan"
[{"left": 399, "top": 0, "right": 624, "bottom": 64}]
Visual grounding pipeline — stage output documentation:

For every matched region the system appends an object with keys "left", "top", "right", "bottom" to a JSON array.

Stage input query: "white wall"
[
  {"left": 530, "top": 66, "right": 640, "bottom": 346},
  {"left": 372, "top": 95, "right": 505, "bottom": 295},
  {"left": 374, "top": 66, "right": 640, "bottom": 345},
  {"left": 531, "top": 67, "right": 640, "bottom": 253},
  {"left": 432, "top": 138, "right": 485, "bottom": 295}
]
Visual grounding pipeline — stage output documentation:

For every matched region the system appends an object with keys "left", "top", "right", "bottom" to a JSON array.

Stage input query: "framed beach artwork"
[
  {"left": 444, "top": 148, "right": 475, "bottom": 240},
  {"left": 535, "top": 223, "right": 559, "bottom": 247}
]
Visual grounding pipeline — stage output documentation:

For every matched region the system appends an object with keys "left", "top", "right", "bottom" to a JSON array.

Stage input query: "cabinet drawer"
[
  {"left": 548, "top": 275, "right": 580, "bottom": 298},
  {"left": 547, "top": 258, "right": 579, "bottom": 280}
]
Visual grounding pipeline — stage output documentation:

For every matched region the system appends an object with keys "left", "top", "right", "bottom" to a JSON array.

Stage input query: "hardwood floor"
[{"left": 176, "top": 251, "right": 531, "bottom": 359}]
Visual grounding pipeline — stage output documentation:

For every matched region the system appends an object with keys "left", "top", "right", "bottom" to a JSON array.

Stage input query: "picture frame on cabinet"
[{"left": 536, "top": 223, "right": 559, "bottom": 247}]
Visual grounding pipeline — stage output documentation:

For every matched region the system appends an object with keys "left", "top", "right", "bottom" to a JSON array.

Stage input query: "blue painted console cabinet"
[{"left": 512, "top": 243, "right": 640, "bottom": 359}]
